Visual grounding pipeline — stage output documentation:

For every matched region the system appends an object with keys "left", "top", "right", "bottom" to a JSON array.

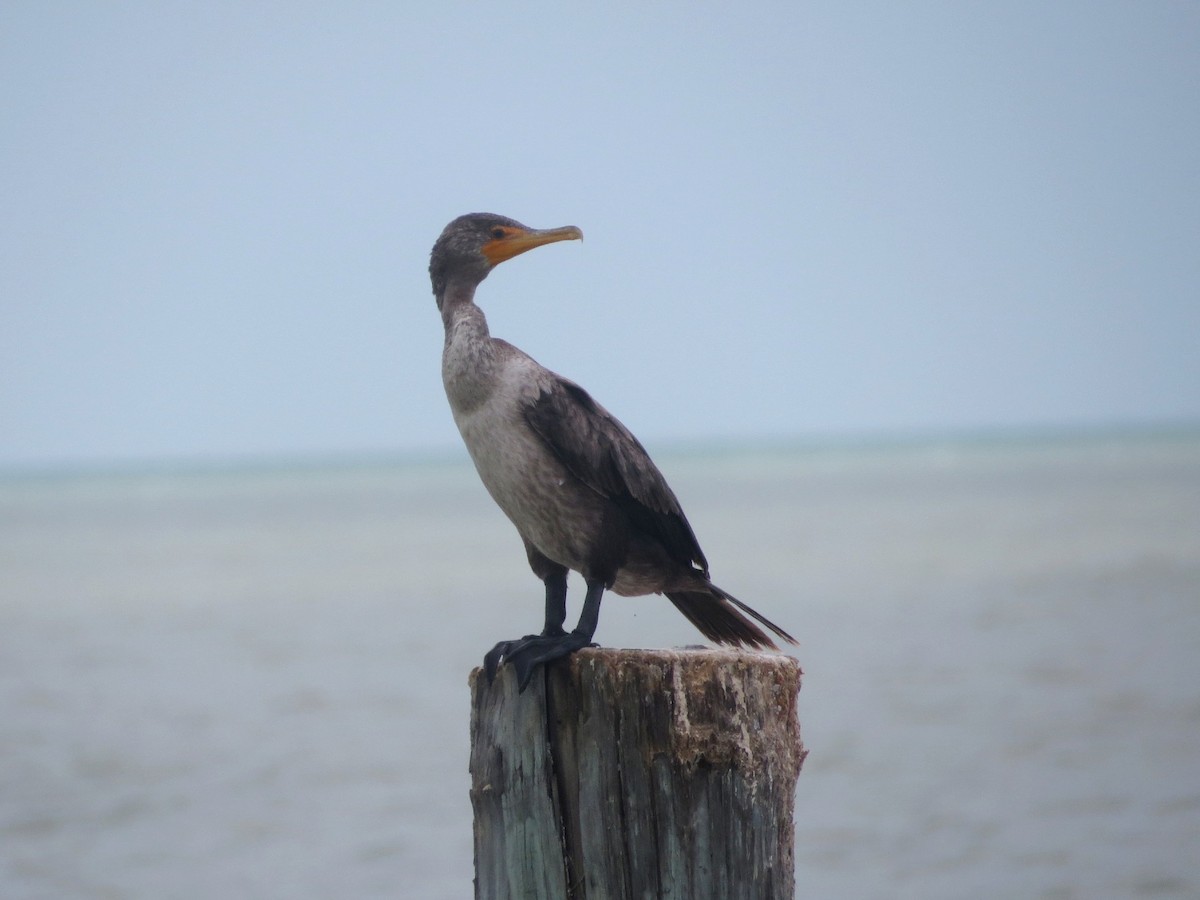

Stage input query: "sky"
[{"left": 2, "top": 2, "right": 1198, "bottom": 469}]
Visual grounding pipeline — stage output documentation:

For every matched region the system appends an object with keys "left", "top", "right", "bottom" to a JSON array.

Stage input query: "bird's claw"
[
  {"left": 484, "top": 635, "right": 537, "bottom": 685},
  {"left": 484, "top": 632, "right": 597, "bottom": 692}
]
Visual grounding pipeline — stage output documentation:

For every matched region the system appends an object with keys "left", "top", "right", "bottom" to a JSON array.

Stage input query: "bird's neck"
[
  {"left": 438, "top": 278, "right": 484, "bottom": 329},
  {"left": 439, "top": 278, "right": 492, "bottom": 346},
  {"left": 440, "top": 278, "right": 499, "bottom": 413}
]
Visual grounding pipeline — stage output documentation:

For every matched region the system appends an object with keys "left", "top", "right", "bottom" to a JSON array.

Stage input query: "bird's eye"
[{"left": 490, "top": 227, "right": 507, "bottom": 239}]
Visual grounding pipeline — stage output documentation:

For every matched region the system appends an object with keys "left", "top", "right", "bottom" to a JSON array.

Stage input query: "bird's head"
[{"left": 429, "top": 213, "right": 583, "bottom": 307}]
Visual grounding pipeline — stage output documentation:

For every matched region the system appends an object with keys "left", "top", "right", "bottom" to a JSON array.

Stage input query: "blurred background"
[
  {"left": 2, "top": 1, "right": 1197, "bottom": 469},
  {"left": 2, "top": 4, "right": 1198, "bottom": 899}
]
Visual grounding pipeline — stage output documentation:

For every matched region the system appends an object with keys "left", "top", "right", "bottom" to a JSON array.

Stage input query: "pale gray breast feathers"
[{"left": 450, "top": 349, "right": 599, "bottom": 565}]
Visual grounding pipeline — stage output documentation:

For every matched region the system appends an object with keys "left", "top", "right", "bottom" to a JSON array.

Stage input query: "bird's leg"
[
  {"left": 570, "top": 578, "right": 604, "bottom": 644},
  {"left": 483, "top": 568, "right": 568, "bottom": 683},
  {"left": 485, "top": 579, "right": 605, "bottom": 692},
  {"left": 541, "top": 568, "right": 567, "bottom": 637}
]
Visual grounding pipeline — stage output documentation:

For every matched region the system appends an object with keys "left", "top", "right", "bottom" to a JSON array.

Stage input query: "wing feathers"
[{"left": 523, "top": 377, "right": 708, "bottom": 572}]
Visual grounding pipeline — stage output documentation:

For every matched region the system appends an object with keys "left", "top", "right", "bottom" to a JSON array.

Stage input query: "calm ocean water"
[{"left": 2, "top": 433, "right": 1198, "bottom": 899}]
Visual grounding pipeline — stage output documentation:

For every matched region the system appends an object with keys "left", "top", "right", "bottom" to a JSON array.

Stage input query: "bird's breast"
[{"left": 451, "top": 370, "right": 603, "bottom": 572}]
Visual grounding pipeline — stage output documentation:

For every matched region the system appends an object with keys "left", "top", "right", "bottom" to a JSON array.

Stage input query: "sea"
[{"left": 1, "top": 432, "right": 1198, "bottom": 899}]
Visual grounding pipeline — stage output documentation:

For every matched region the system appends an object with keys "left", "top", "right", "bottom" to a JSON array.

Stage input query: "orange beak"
[{"left": 481, "top": 225, "right": 584, "bottom": 266}]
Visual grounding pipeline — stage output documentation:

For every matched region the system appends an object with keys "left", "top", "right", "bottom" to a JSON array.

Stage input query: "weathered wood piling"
[{"left": 469, "top": 647, "right": 805, "bottom": 899}]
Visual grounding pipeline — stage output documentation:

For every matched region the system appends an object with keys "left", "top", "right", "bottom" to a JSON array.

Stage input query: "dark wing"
[{"left": 523, "top": 376, "right": 709, "bottom": 574}]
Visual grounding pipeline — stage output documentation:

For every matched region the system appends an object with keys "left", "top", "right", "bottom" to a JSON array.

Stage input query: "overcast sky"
[{"left": 2, "top": 2, "right": 1198, "bottom": 469}]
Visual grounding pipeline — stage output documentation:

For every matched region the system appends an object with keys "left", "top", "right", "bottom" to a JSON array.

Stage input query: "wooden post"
[{"left": 469, "top": 647, "right": 805, "bottom": 900}]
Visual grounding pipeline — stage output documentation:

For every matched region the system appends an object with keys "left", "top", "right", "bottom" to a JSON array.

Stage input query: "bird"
[{"left": 430, "top": 212, "right": 796, "bottom": 691}]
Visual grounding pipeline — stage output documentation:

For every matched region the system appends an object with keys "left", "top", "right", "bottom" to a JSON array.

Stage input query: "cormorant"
[{"left": 430, "top": 213, "right": 795, "bottom": 690}]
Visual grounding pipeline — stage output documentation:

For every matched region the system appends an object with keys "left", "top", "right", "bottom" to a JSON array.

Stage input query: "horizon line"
[{"left": 2, "top": 419, "right": 1199, "bottom": 483}]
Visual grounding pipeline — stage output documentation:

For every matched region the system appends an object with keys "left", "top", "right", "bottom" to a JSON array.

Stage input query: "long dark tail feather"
[{"left": 665, "top": 584, "right": 797, "bottom": 650}]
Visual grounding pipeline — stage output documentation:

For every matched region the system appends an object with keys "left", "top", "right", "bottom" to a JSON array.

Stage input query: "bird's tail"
[{"left": 665, "top": 584, "right": 797, "bottom": 650}]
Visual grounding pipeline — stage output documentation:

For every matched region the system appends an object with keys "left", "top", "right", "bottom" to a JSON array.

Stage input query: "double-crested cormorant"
[{"left": 430, "top": 213, "right": 795, "bottom": 690}]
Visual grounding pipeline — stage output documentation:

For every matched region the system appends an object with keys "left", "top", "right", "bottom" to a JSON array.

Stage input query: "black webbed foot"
[
  {"left": 483, "top": 635, "right": 537, "bottom": 685},
  {"left": 484, "top": 631, "right": 596, "bottom": 692}
]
